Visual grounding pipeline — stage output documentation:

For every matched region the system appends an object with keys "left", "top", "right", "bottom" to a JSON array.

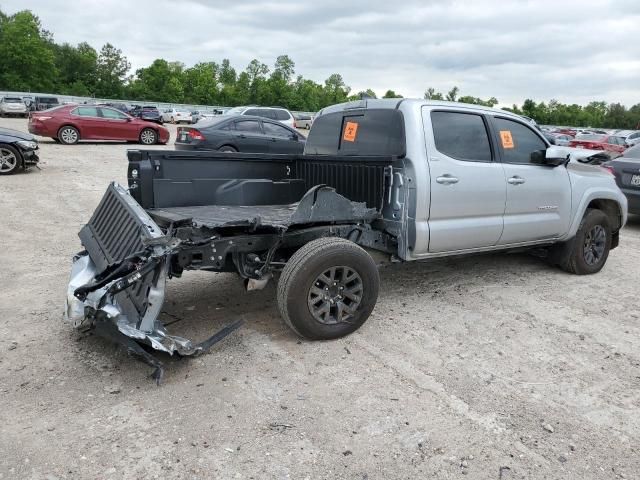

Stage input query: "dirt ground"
[{"left": 1, "top": 116, "right": 639, "bottom": 480}]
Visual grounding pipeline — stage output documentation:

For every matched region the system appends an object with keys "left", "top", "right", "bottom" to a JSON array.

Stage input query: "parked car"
[
  {"left": 175, "top": 115, "right": 305, "bottom": 153},
  {"left": 161, "top": 108, "right": 192, "bottom": 124},
  {"left": 0, "top": 127, "right": 39, "bottom": 175},
  {"left": 28, "top": 105, "right": 169, "bottom": 145},
  {"left": 190, "top": 110, "right": 203, "bottom": 123},
  {"left": 0, "top": 96, "right": 28, "bottom": 117},
  {"left": 294, "top": 113, "right": 313, "bottom": 129},
  {"left": 603, "top": 143, "right": 640, "bottom": 214},
  {"left": 552, "top": 133, "right": 574, "bottom": 146},
  {"left": 129, "top": 105, "right": 163, "bottom": 124},
  {"left": 613, "top": 130, "right": 640, "bottom": 147},
  {"left": 224, "top": 106, "right": 296, "bottom": 128},
  {"left": 568, "top": 134, "right": 628, "bottom": 154},
  {"left": 32, "top": 96, "right": 60, "bottom": 111},
  {"left": 65, "top": 98, "right": 626, "bottom": 381}
]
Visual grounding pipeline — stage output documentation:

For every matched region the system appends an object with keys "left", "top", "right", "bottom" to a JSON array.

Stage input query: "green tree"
[
  {"left": 323, "top": 73, "right": 350, "bottom": 104},
  {"left": 382, "top": 89, "right": 402, "bottom": 98},
  {"left": 94, "top": 43, "right": 130, "bottom": 98},
  {"left": 182, "top": 62, "right": 219, "bottom": 104},
  {"left": 424, "top": 87, "right": 444, "bottom": 100},
  {"left": 0, "top": 10, "right": 57, "bottom": 91},
  {"left": 54, "top": 42, "right": 97, "bottom": 95},
  {"left": 445, "top": 86, "right": 459, "bottom": 102}
]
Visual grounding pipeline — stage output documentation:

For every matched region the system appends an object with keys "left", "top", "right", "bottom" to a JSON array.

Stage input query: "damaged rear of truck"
[{"left": 65, "top": 104, "right": 407, "bottom": 382}]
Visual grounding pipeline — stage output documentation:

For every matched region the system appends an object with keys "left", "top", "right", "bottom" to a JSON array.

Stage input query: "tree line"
[{"left": 1, "top": 8, "right": 639, "bottom": 128}]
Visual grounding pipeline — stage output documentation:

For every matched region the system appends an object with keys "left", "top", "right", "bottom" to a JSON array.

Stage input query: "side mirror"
[
  {"left": 126, "top": 117, "right": 132, "bottom": 122},
  {"left": 533, "top": 146, "right": 568, "bottom": 167},
  {"left": 290, "top": 133, "right": 298, "bottom": 141}
]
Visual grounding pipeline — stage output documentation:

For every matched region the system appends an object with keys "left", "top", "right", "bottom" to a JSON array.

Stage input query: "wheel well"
[
  {"left": 587, "top": 199, "right": 622, "bottom": 231},
  {"left": 219, "top": 144, "right": 237, "bottom": 151}
]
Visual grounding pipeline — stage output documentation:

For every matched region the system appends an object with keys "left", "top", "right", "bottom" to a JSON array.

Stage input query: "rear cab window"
[{"left": 305, "top": 108, "right": 405, "bottom": 156}]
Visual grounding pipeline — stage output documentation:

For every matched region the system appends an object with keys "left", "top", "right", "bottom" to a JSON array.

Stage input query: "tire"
[
  {"left": 0, "top": 144, "right": 22, "bottom": 175},
  {"left": 218, "top": 145, "right": 237, "bottom": 153},
  {"left": 139, "top": 128, "right": 158, "bottom": 145},
  {"left": 51, "top": 137, "right": 60, "bottom": 143},
  {"left": 277, "top": 237, "right": 380, "bottom": 340},
  {"left": 170, "top": 117, "right": 175, "bottom": 124},
  {"left": 58, "top": 125, "right": 79, "bottom": 145},
  {"left": 555, "top": 209, "right": 611, "bottom": 275},
  {"left": 306, "top": 124, "right": 311, "bottom": 130}
]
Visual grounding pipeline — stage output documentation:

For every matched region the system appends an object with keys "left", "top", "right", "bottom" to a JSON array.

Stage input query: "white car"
[
  {"left": 615, "top": 130, "right": 640, "bottom": 147},
  {"left": 0, "top": 96, "right": 28, "bottom": 117},
  {"left": 162, "top": 108, "right": 192, "bottom": 124},
  {"left": 224, "top": 106, "right": 296, "bottom": 128}
]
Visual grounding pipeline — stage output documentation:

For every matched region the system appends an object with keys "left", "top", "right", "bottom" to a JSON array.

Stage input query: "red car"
[
  {"left": 28, "top": 105, "right": 170, "bottom": 145},
  {"left": 568, "top": 134, "right": 627, "bottom": 154}
]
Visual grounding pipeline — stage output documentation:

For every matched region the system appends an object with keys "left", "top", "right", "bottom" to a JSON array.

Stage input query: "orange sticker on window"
[
  {"left": 343, "top": 121, "right": 359, "bottom": 142},
  {"left": 500, "top": 130, "right": 514, "bottom": 149}
]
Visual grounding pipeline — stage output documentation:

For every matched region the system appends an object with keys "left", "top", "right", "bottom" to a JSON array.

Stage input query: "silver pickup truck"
[{"left": 65, "top": 98, "right": 628, "bottom": 381}]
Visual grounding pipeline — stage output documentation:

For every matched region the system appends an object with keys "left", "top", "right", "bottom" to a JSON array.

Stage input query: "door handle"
[
  {"left": 507, "top": 176, "right": 525, "bottom": 185},
  {"left": 436, "top": 175, "right": 459, "bottom": 185},
  {"left": 237, "top": 134, "right": 247, "bottom": 139}
]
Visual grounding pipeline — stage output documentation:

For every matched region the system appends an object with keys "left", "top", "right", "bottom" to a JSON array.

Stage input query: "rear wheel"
[
  {"left": 218, "top": 145, "right": 237, "bottom": 153},
  {"left": 58, "top": 126, "right": 79, "bottom": 145},
  {"left": 555, "top": 209, "right": 611, "bottom": 275},
  {"left": 139, "top": 128, "right": 157, "bottom": 145},
  {"left": 277, "top": 237, "right": 380, "bottom": 340},
  {"left": 0, "top": 144, "right": 21, "bottom": 175}
]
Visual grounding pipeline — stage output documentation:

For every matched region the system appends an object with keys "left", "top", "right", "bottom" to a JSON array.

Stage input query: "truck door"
[
  {"left": 423, "top": 108, "right": 506, "bottom": 253},
  {"left": 489, "top": 116, "right": 571, "bottom": 244}
]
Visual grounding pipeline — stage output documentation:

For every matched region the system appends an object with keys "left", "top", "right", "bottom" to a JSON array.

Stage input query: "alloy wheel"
[
  {"left": 140, "top": 129, "right": 156, "bottom": 145},
  {"left": 60, "top": 127, "right": 78, "bottom": 144},
  {"left": 307, "top": 266, "right": 363, "bottom": 325},
  {"left": 0, "top": 148, "right": 18, "bottom": 173},
  {"left": 583, "top": 225, "right": 606, "bottom": 265}
]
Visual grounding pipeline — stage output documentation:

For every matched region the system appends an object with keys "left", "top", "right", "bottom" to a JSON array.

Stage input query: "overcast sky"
[{"left": 5, "top": 0, "right": 640, "bottom": 106}]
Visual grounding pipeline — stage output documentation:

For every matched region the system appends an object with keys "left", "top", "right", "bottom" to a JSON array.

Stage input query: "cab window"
[
  {"left": 431, "top": 111, "right": 492, "bottom": 162},
  {"left": 493, "top": 117, "right": 547, "bottom": 164}
]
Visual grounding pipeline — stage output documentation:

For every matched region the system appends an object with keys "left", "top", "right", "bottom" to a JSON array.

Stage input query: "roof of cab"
[{"left": 317, "top": 97, "right": 523, "bottom": 121}]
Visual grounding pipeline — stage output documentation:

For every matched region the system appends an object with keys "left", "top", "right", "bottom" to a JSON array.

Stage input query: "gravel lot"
[{"left": 1, "top": 116, "right": 639, "bottom": 480}]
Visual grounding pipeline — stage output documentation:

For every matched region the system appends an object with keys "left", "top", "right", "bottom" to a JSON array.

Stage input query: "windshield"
[
  {"left": 4, "top": 97, "right": 23, "bottom": 103},
  {"left": 224, "top": 106, "right": 246, "bottom": 115}
]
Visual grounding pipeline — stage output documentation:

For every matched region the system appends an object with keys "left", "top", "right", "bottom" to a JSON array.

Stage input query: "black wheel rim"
[
  {"left": 307, "top": 266, "right": 363, "bottom": 325},
  {"left": 583, "top": 225, "right": 606, "bottom": 265}
]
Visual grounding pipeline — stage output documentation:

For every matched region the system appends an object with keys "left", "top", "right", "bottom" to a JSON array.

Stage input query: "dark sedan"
[
  {"left": 175, "top": 115, "right": 305, "bottom": 153},
  {"left": 604, "top": 144, "right": 640, "bottom": 214},
  {"left": 129, "top": 105, "right": 163, "bottom": 124},
  {"left": 0, "top": 127, "right": 39, "bottom": 175}
]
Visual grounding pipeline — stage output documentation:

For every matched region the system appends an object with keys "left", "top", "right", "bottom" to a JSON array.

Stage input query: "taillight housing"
[{"left": 188, "top": 129, "right": 205, "bottom": 141}]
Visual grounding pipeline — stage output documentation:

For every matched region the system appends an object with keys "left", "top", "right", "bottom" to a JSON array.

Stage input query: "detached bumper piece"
[{"left": 64, "top": 182, "right": 242, "bottom": 383}]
